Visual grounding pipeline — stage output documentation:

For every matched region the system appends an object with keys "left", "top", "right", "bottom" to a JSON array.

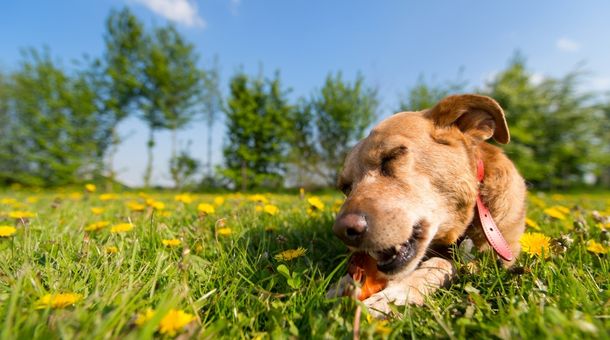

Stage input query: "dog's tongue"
[{"left": 347, "top": 252, "right": 388, "bottom": 301}]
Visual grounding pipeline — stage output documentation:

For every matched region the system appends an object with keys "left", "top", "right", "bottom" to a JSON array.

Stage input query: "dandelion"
[
  {"left": 26, "top": 196, "right": 40, "bottom": 203},
  {"left": 8, "top": 210, "right": 35, "bottom": 219},
  {"left": 159, "top": 309, "right": 196, "bottom": 336},
  {"left": 248, "top": 194, "right": 269, "bottom": 204},
  {"left": 528, "top": 195, "right": 547, "bottom": 208},
  {"left": 520, "top": 232, "right": 551, "bottom": 257},
  {"left": 36, "top": 293, "right": 82, "bottom": 309},
  {"left": 0, "top": 225, "right": 17, "bottom": 237},
  {"left": 91, "top": 207, "right": 105, "bottom": 215},
  {"left": 100, "top": 193, "right": 119, "bottom": 201},
  {"left": 110, "top": 223, "right": 134, "bottom": 233},
  {"left": 1, "top": 198, "right": 18, "bottom": 205},
  {"left": 544, "top": 207, "right": 567, "bottom": 220},
  {"left": 299, "top": 187, "right": 305, "bottom": 198},
  {"left": 126, "top": 201, "right": 146, "bottom": 212},
  {"left": 159, "top": 211, "right": 172, "bottom": 217},
  {"left": 135, "top": 308, "right": 155, "bottom": 326},
  {"left": 214, "top": 196, "right": 225, "bottom": 206},
  {"left": 85, "top": 184, "right": 96, "bottom": 193},
  {"left": 263, "top": 204, "right": 279, "bottom": 216},
  {"left": 586, "top": 240, "right": 608, "bottom": 254},
  {"left": 84, "top": 221, "right": 110, "bottom": 232},
  {"left": 332, "top": 199, "right": 344, "bottom": 213},
  {"left": 217, "top": 227, "right": 232, "bottom": 236},
  {"left": 68, "top": 192, "right": 83, "bottom": 200},
  {"left": 146, "top": 199, "right": 165, "bottom": 210},
  {"left": 174, "top": 194, "right": 194, "bottom": 204},
  {"left": 525, "top": 218, "right": 541, "bottom": 230},
  {"left": 105, "top": 246, "right": 118, "bottom": 254},
  {"left": 307, "top": 197, "right": 325, "bottom": 211},
  {"left": 274, "top": 247, "right": 307, "bottom": 261},
  {"left": 162, "top": 239, "right": 181, "bottom": 247},
  {"left": 197, "top": 203, "right": 215, "bottom": 215}
]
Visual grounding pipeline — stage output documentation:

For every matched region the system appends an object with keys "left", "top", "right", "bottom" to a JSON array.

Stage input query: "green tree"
[
  {"left": 222, "top": 71, "right": 293, "bottom": 190},
  {"left": 397, "top": 73, "right": 466, "bottom": 112},
  {"left": 102, "top": 7, "right": 146, "bottom": 184},
  {"left": 310, "top": 72, "right": 379, "bottom": 185},
  {"left": 140, "top": 25, "right": 204, "bottom": 188},
  {"left": 3, "top": 49, "right": 103, "bottom": 186},
  {"left": 483, "top": 56, "right": 604, "bottom": 188}
]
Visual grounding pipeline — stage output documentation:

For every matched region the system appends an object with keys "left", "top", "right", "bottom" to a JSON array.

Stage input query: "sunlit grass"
[{"left": 0, "top": 189, "right": 608, "bottom": 338}]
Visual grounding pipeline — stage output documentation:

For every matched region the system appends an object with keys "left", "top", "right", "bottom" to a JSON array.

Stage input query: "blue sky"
[{"left": 2, "top": 1, "right": 609, "bottom": 186}]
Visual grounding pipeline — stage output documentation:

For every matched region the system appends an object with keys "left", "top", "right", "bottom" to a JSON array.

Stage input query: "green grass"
[{"left": 0, "top": 190, "right": 608, "bottom": 339}]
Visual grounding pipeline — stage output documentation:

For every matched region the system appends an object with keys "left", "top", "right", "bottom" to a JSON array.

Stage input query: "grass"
[{"left": 0, "top": 189, "right": 608, "bottom": 339}]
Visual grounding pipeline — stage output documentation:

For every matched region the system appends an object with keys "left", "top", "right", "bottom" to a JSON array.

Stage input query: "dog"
[{"left": 328, "top": 94, "right": 526, "bottom": 317}]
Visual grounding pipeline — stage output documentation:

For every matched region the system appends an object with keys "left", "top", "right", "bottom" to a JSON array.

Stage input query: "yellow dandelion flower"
[
  {"left": 255, "top": 206, "right": 263, "bottom": 212},
  {"left": 100, "top": 193, "right": 119, "bottom": 201},
  {"left": 197, "top": 203, "right": 215, "bottom": 215},
  {"left": 307, "top": 196, "right": 325, "bottom": 211},
  {"left": 586, "top": 240, "right": 608, "bottom": 254},
  {"left": 84, "top": 221, "right": 110, "bottom": 232},
  {"left": 332, "top": 199, "right": 344, "bottom": 213},
  {"left": 214, "top": 196, "right": 225, "bottom": 206},
  {"left": 1, "top": 198, "right": 18, "bottom": 205},
  {"left": 299, "top": 187, "right": 305, "bottom": 197},
  {"left": 105, "top": 246, "right": 118, "bottom": 254},
  {"left": 544, "top": 207, "right": 567, "bottom": 220},
  {"left": 217, "top": 227, "right": 232, "bottom": 236},
  {"left": 159, "top": 309, "right": 196, "bottom": 336},
  {"left": 174, "top": 194, "right": 194, "bottom": 204},
  {"left": 110, "top": 223, "right": 134, "bottom": 233},
  {"left": 525, "top": 218, "right": 541, "bottom": 230},
  {"left": 248, "top": 194, "right": 269, "bottom": 204},
  {"left": 550, "top": 194, "right": 565, "bottom": 201},
  {"left": 8, "top": 210, "right": 35, "bottom": 219},
  {"left": 274, "top": 247, "right": 307, "bottom": 261},
  {"left": 85, "top": 184, "right": 96, "bottom": 193},
  {"left": 146, "top": 199, "right": 165, "bottom": 210},
  {"left": 159, "top": 211, "right": 172, "bottom": 217},
  {"left": 126, "top": 201, "right": 146, "bottom": 212},
  {"left": 554, "top": 205, "right": 570, "bottom": 214},
  {"left": 69, "top": 192, "right": 83, "bottom": 200},
  {"left": 520, "top": 232, "right": 551, "bottom": 257},
  {"left": 36, "top": 293, "right": 82, "bottom": 309},
  {"left": 135, "top": 308, "right": 155, "bottom": 326},
  {"left": 162, "top": 239, "right": 181, "bottom": 247},
  {"left": 26, "top": 196, "right": 40, "bottom": 203},
  {"left": 0, "top": 225, "right": 17, "bottom": 237},
  {"left": 91, "top": 207, "right": 105, "bottom": 215},
  {"left": 263, "top": 204, "right": 279, "bottom": 216}
]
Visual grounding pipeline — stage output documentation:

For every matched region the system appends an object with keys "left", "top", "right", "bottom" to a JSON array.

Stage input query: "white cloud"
[
  {"left": 556, "top": 37, "right": 580, "bottom": 52},
  {"left": 133, "top": 0, "right": 205, "bottom": 28}
]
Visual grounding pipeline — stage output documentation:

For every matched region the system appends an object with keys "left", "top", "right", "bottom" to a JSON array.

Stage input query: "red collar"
[{"left": 476, "top": 159, "right": 514, "bottom": 262}]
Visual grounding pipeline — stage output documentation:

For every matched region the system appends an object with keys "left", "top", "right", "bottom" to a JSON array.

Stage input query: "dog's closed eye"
[{"left": 380, "top": 146, "right": 408, "bottom": 177}]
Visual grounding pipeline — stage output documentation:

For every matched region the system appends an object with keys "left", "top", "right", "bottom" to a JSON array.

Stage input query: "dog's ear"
[{"left": 426, "top": 94, "right": 509, "bottom": 144}]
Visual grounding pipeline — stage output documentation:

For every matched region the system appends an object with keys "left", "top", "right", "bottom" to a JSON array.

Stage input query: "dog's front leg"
[{"left": 363, "top": 257, "right": 455, "bottom": 318}]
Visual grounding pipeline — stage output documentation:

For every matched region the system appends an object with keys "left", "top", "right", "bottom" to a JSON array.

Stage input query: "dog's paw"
[{"left": 363, "top": 286, "right": 424, "bottom": 319}]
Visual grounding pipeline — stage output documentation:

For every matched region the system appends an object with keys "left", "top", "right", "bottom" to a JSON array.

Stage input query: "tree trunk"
[
  {"left": 241, "top": 159, "right": 247, "bottom": 192},
  {"left": 207, "top": 120, "right": 213, "bottom": 177},
  {"left": 106, "top": 126, "right": 119, "bottom": 192},
  {"left": 170, "top": 124, "right": 178, "bottom": 189},
  {"left": 143, "top": 127, "right": 155, "bottom": 188}
]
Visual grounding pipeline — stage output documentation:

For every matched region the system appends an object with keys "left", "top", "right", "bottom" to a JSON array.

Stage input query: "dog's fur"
[{"left": 329, "top": 94, "right": 526, "bottom": 317}]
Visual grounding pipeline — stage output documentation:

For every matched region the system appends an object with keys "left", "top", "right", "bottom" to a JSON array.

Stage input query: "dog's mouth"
[{"left": 366, "top": 239, "right": 417, "bottom": 274}]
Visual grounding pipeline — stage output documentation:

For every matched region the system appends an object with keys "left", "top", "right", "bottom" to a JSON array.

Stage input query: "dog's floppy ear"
[{"left": 426, "top": 94, "right": 510, "bottom": 144}]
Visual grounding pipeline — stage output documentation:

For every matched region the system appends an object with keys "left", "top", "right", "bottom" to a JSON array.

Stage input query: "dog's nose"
[{"left": 333, "top": 213, "right": 368, "bottom": 245}]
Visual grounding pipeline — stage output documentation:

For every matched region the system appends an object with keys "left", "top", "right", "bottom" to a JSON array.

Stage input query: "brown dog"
[{"left": 328, "top": 94, "right": 526, "bottom": 317}]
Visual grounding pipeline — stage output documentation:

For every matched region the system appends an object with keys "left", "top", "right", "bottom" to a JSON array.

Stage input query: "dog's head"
[{"left": 333, "top": 94, "right": 509, "bottom": 278}]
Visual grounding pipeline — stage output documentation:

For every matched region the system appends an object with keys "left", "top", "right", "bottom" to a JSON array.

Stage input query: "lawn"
[{"left": 0, "top": 188, "right": 608, "bottom": 339}]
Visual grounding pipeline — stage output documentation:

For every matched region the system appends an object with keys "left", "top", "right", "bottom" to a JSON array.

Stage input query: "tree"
[
  {"left": 140, "top": 25, "right": 204, "bottom": 188},
  {"left": 169, "top": 142, "right": 201, "bottom": 190},
  {"left": 222, "top": 71, "right": 293, "bottom": 190},
  {"left": 482, "top": 56, "right": 605, "bottom": 188},
  {"left": 2, "top": 49, "right": 103, "bottom": 186},
  {"left": 102, "top": 7, "right": 146, "bottom": 184},
  {"left": 397, "top": 72, "right": 466, "bottom": 112},
  {"left": 201, "top": 58, "right": 223, "bottom": 177},
  {"left": 310, "top": 72, "right": 379, "bottom": 185}
]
